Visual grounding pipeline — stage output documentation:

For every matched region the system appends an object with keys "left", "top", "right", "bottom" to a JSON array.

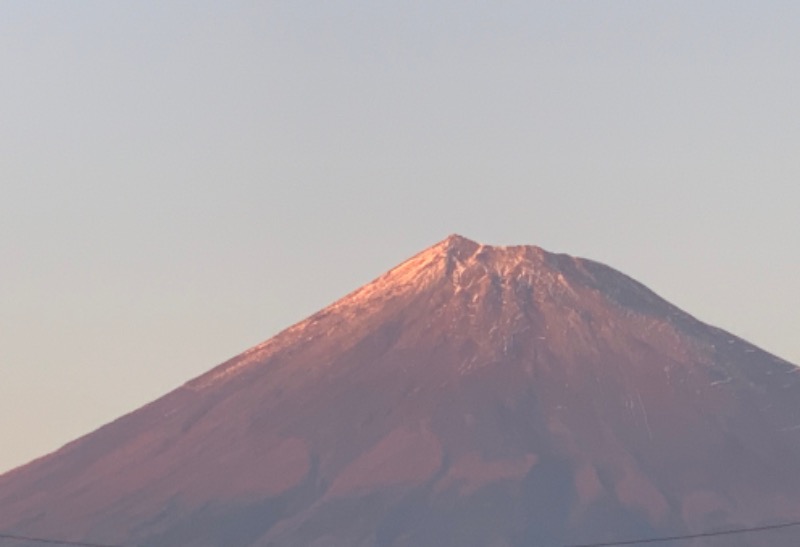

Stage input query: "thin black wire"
[
  {"left": 0, "top": 532, "right": 122, "bottom": 547},
  {"left": 564, "top": 519, "right": 800, "bottom": 546},
  {"left": 2, "top": 519, "right": 800, "bottom": 547}
]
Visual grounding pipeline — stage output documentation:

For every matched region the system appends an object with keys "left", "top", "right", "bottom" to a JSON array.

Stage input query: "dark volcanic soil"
[{"left": 2, "top": 235, "right": 800, "bottom": 547}]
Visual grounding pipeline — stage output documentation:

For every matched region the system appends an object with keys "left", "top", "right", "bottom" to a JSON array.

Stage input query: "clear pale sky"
[{"left": 1, "top": 2, "right": 798, "bottom": 474}]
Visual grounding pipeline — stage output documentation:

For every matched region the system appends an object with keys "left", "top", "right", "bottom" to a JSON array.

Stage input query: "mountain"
[{"left": 2, "top": 234, "right": 800, "bottom": 547}]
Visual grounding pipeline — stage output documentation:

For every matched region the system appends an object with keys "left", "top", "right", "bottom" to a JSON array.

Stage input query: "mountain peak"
[
  {"left": 430, "top": 234, "right": 552, "bottom": 281},
  {"left": 441, "top": 232, "right": 479, "bottom": 249},
  {"left": 368, "top": 235, "right": 550, "bottom": 306},
  {"left": 442, "top": 233, "right": 475, "bottom": 245}
]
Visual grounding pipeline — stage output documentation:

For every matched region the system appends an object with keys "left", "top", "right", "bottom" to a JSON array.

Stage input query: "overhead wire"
[
  {"left": 0, "top": 532, "right": 122, "bottom": 547},
  {"left": 563, "top": 519, "right": 800, "bottom": 546},
  {"left": 2, "top": 518, "right": 800, "bottom": 546}
]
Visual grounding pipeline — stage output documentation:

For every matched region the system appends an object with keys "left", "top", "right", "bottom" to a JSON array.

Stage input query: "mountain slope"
[{"left": 2, "top": 235, "right": 800, "bottom": 547}]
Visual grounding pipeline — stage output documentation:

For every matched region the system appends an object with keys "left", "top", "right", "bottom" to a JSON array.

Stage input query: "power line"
[
  {"left": 564, "top": 519, "right": 800, "bottom": 547},
  {"left": 0, "top": 532, "right": 122, "bottom": 547},
  {"left": 2, "top": 519, "right": 800, "bottom": 547}
]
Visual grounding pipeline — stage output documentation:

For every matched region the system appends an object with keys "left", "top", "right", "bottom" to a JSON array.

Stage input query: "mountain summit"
[{"left": 2, "top": 236, "right": 800, "bottom": 547}]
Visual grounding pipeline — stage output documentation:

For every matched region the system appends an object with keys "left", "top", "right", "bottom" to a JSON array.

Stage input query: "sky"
[{"left": 1, "top": 1, "right": 798, "bottom": 474}]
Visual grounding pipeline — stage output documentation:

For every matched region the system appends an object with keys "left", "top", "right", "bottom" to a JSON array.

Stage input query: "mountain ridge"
[{"left": 189, "top": 233, "right": 722, "bottom": 393}]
